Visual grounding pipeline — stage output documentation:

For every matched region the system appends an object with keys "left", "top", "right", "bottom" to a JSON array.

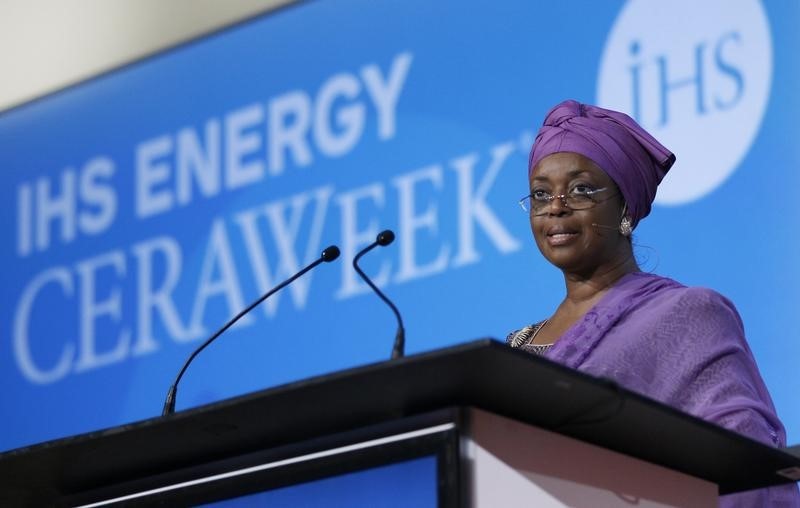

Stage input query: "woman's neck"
[{"left": 562, "top": 255, "right": 640, "bottom": 305}]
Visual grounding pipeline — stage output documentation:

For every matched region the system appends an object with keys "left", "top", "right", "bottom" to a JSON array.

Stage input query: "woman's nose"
[{"left": 547, "top": 194, "right": 570, "bottom": 215}]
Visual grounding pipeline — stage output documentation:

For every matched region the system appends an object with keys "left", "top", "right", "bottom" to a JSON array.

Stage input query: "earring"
[{"left": 620, "top": 216, "right": 633, "bottom": 237}]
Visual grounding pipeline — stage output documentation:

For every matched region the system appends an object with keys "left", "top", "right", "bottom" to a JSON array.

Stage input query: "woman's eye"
[
  {"left": 531, "top": 190, "right": 550, "bottom": 201},
  {"left": 571, "top": 184, "right": 595, "bottom": 196}
]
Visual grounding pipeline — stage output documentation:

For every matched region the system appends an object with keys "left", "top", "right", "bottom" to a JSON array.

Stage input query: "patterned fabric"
[
  {"left": 509, "top": 272, "right": 799, "bottom": 506},
  {"left": 506, "top": 321, "right": 552, "bottom": 355},
  {"left": 522, "top": 343, "right": 553, "bottom": 356}
]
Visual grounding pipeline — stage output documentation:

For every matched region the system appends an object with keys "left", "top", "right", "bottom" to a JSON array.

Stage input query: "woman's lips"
[{"left": 546, "top": 227, "right": 579, "bottom": 246}]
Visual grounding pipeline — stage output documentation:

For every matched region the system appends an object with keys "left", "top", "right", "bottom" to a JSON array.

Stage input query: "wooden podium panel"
[
  {"left": 465, "top": 408, "right": 717, "bottom": 507},
  {"left": 1, "top": 339, "right": 798, "bottom": 506}
]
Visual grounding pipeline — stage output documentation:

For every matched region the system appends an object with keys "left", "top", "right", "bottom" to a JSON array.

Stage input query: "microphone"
[
  {"left": 353, "top": 230, "right": 405, "bottom": 359},
  {"left": 162, "top": 245, "right": 341, "bottom": 416},
  {"left": 592, "top": 221, "right": 633, "bottom": 237},
  {"left": 591, "top": 223, "right": 618, "bottom": 231}
]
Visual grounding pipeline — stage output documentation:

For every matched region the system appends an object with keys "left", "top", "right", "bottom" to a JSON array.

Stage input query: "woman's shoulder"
[
  {"left": 624, "top": 273, "right": 744, "bottom": 333},
  {"left": 626, "top": 273, "right": 737, "bottom": 310}
]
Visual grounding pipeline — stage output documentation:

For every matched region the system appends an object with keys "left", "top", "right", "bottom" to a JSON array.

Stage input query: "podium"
[{"left": 1, "top": 339, "right": 798, "bottom": 506}]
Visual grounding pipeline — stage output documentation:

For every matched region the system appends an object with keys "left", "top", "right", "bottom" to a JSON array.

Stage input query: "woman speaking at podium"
[{"left": 508, "top": 100, "right": 798, "bottom": 506}]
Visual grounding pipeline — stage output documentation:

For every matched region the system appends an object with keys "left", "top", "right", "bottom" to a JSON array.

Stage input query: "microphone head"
[
  {"left": 376, "top": 230, "right": 395, "bottom": 246},
  {"left": 321, "top": 245, "right": 341, "bottom": 262}
]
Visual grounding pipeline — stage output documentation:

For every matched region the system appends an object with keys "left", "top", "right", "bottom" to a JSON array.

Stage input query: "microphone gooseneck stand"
[
  {"left": 352, "top": 230, "right": 405, "bottom": 359},
  {"left": 161, "top": 245, "right": 341, "bottom": 416}
]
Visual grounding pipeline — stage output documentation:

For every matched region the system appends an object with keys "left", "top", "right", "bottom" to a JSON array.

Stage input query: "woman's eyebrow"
[
  {"left": 566, "top": 169, "right": 591, "bottom": 177},
  {"left": 531, "top": 169, "right": 591, "bottom": 182}
]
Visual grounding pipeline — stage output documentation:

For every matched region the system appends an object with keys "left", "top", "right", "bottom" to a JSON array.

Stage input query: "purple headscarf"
[{"left": 528, "top": 100, "right": 676, "bottom": 228}]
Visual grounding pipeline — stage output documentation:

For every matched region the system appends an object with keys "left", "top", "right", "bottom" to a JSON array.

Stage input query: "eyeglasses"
[{"left": 519, "top": 187, "right": 613, "bottom": 215}]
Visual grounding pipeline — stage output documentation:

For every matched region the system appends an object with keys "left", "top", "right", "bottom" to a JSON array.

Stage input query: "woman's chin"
[{"left": 541, "top": 251, "right": 583, "bottom": 272}]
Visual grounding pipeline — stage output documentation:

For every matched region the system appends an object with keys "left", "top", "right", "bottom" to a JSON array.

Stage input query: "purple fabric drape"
[{"left": 530, "top": 272, "right": 799, "bottom": 506}]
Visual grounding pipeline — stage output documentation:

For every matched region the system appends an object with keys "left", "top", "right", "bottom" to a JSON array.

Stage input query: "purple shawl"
[{"left": 524, "top": 272, "right": 799, "bottom": 506}]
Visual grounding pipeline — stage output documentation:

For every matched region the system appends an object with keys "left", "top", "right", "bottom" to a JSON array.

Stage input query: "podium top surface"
[{"left": 1, "top": 339, "right": 798, "bottom": 502}]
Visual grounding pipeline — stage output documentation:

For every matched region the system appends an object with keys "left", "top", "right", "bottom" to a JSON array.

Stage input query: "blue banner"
[
  {"left": 2, "top": 0, "right": 798, "bottom": 450},
  {"left": 205, "top": 456, "right": 437, "bottom": 507}
]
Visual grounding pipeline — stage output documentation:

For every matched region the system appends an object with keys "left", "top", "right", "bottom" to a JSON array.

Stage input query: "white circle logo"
[{"left": 597, "top": 0, "right": 772, "bottom": 205}]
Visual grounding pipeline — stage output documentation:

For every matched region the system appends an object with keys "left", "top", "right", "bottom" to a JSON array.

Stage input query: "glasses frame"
[{"left": 518, "top": 187, "right": 613, "bottom": 215}]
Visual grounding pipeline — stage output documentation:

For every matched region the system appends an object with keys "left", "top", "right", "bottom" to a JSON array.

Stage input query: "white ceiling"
[{"left": 0, "top": 0, "right": 293, "bottom": 112}]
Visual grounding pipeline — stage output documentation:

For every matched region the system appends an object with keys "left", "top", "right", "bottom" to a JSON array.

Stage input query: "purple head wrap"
[{"left": 528, "top": 100, "right": 675, "bottom": 228}]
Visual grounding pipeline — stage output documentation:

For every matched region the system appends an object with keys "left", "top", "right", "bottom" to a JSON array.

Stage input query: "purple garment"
[
  {"left": 524, "top": 272, "right": 799, "bottom": 506},
  {"left": 528, "top": 100, "right": 675, "bottom": 228}
]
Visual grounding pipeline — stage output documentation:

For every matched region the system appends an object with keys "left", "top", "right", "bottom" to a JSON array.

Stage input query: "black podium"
[{"left": 1, "top": 339, "right": 799, "bottom": 507}]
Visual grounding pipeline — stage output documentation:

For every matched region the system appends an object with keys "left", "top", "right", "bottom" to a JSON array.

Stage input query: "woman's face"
[{"left": 529, "top": 152, "right": 630, "bottom": 277}]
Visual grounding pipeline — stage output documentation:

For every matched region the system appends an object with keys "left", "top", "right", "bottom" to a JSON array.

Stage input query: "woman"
[{"left": 508, "top": 100, "right": 799, "bottom": 506}]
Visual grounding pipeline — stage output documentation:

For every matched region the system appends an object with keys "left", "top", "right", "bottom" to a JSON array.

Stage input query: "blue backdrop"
[{"left": 2, "top": 0, "right": 798, "bottom": 451}]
